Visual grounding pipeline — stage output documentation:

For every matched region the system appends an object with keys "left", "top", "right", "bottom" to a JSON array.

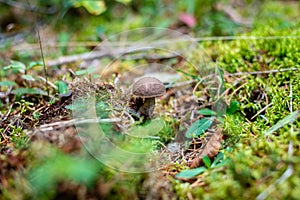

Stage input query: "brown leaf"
[{"left": 190, "top": 128, "right": 223, "bottom": 168}]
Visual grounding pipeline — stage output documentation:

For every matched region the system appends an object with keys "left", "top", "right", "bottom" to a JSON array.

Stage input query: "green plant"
[
  {"left": 3, "top": 60, "right": 48, "bottom": 96},
  {"left": 175, "top": 152, "right": 227, "bottom": 179},
  {"left": 185, "top": 117, "right": 214, "bottom": 138},
  {"left": 226, "top": 101, "right": 239, "bottom": 115},
  {"left": 15, "top": 100, "right": 34, "bottom": 114},
  {"left": 55, "top": 81, "right": 69, "bottom": 95},
  {"left": 28, "top": 149, "right": 101, "bottom": 198},
  {"left": 74, "top": 66, "right": 99, "bottom": 79},
  {"left": 10, "top": 125, "right": 29, "bottom": 149},
  {"left": 264, "top": 110, "right": 300, "bottom": 136},
  {"left": 4, "top": 60, "right": 43, "bottom": 79}
]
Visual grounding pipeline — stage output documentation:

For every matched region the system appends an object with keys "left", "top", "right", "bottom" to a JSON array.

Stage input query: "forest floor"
[{"left": 0, "top": 1, "right": 300, "bottom": 199}]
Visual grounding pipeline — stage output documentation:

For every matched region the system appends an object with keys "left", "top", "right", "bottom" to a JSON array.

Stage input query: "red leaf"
[{"left": 179, "top": 13, "right": 196, "bottom": 27}]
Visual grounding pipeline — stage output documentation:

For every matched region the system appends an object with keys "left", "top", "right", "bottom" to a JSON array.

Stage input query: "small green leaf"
[
  {"left": 264, "top": 110, "right": 300, "bottom": 136},
  {"left": 12, "top": 88, "right": 48, "bottom": 96},
  {"left": 199, "top": 109, "right": 216, "bottom": 116},
  {"left": 93, "top": 74, "right": 101, "bottom": 79},
  {"left": 227, "top": 101, "right": 239, "bottom": 114},
  {"left": 202, "top": 156, "right": 211, "bottom": 169},
  {"left": 217, "top": 67, "right": 225, "bottom": 85},
  {"left": 211, "top": 152, "right": 224, "bottom": 168},
  {"left": 73, "top": 0, "right": 106, "bottom": 15},
  {"left": 58, "top": 32, "right": 70, "bottom": 43},
  {"left": 213, "top": 159, "right": 229, "bottom": 168},
  {"left": 21, "top": 74, "right": 35, "bottom": 81},
  {"left": 87, "top": 66, "right": 96, "bottom": 74},
  {"left": 65, "top": 101, "right": 87, "bottom": 111},
  {"left": 185, "top": 118, "right": 213, "bottom": 138},
  {"left": 0, "top": 81, "right": 17, "bottom": 87},
  {"left": 116, "top": 0, "right": 131, "bottom": 5},
  {"left": 75, "top": 69, "right": 87, "bottom": 76},
  {"left": 56, "top": 81, "right": 69, "bottom": 94},
  {"left": 175, "top": 167, "right": 206, "bottom": 179},
  {"left": 27, "top": 61, "right": 43, "bottom": 69},
  {"left": 4, "top": 60, "right": 26, "bottom": 73},
  {"left": 33, "top": 112, "right": 40, "bottom": 119},
  {"left": 65, "top": 104, "right": 73, "bottom": 110}
]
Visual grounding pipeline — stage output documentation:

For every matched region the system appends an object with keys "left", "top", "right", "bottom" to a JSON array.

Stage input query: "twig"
[
  {"left": 45, "top": 46, "right": 158, "bottom": 66},
  {"left": 25, "top": 0, "right": 49, "bottom": 96},
  {"left": 251, "top": 102, "right": 274, "bottom": 120},
  {"left": 0, "top": 86, "right": 13, "bottom": 99},
  {"left": 46, "top": 50, "right": 109, "bottom": 66},
  {"left": 228, "top": 82, "right": 247, "bottom": 104},
  {"left": 118, "top": 52, "right": 179, "bottom": 61},
  {"left": 0, "top": 125, "right": 9, "bottom": 144},
  {"left": 1, "top": 104, "right": 13, "bottom": 122},
  {"left": 167, "top": 79, "right": 197, "bottom": 89},
  {"left": 37, "top": 76, "right": 57, "bottom": 90},
  {"left": 14, "top": 42, "right": 101, "bottom": 50},
  {"left": 41, "top": 117, "right": 121, "bottom": 128},
  {"left": 227, "top": 68, "right": 298, "bottom": 77},
  {"left": 29, "top": 117, "right": 121, "bottom": 134},
  {"left": 192, "top": 79, "right": 205, "bottom": 99}
]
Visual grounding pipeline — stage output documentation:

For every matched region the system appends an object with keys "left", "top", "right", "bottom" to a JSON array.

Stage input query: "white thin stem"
[
  {"left": 29, "top": 117, "right": 121, "bottom": 134},
  {"left": 227, "top": 68, "right": 298, "bottom": 77},
  {"left": 38, "top": 76, "right": 58, "bottom": 89},
  {"left": 251, "top": 102, "right": 273, "bottom": 120}
]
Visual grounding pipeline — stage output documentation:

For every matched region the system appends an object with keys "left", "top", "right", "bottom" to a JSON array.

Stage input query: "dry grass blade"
[{"left": 190, "top": 129, "right": 223, "bottom": 168}]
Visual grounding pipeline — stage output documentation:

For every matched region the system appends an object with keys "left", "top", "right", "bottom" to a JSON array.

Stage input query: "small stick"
[
  {"left": 0, "top": 125, "right": 9, "bottom": 144},
  {"left": 25, "top": 0, "right": 49, "bottom": 96},
  {"left": 29, "top": 117, "right": 122, "bottom": 135},
  {"left": 1, "top": 104, "right": 13, "bottom": 122},
  {"left": 37, "top": 76, "right": 57, "bottom": 90},
  {"left": 45, "top": 46, "right": 158, "bottom": 67},
  {"left": 228, "top": 82, "right": 247, "bottom": 104},
  {"left": 39, "top": 117, "right": 121, "bottom": 128},
  {"left": 251, "top": 102, "right": 273, "bottom": 120},
  {"left": 227, "top": 68, "right": 298, "bottom": 77}
]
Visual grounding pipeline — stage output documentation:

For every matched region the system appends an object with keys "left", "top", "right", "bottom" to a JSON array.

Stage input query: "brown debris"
[
  {"left": 142, "top": 171, "right": 176, "bottom": 200},
  {"left": 187, "top": 128, "right": 223, "bottom": 168}
]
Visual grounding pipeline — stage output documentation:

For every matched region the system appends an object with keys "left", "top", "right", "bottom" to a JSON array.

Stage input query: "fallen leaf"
[{"left": 190, "top": 129, "right": 223, "bottom": 168}]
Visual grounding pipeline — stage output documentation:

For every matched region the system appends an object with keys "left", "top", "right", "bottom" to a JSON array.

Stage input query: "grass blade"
[{"left": 264, "top": 110, "right": 300, "bottom": 136}]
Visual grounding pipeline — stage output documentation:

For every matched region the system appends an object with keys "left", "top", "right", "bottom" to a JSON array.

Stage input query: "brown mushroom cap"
[{"left": 132, "top": 77, "right": 166, "bottom": 98}]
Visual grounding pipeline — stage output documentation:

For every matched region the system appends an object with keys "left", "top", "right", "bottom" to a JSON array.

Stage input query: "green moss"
[{"left": 171, "top": 1, "right": 300, "bottom": 199}]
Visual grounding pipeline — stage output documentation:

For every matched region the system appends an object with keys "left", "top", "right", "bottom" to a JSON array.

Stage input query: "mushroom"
[{"left": 130, "top": 77, "right": 166, "bottom": 120}]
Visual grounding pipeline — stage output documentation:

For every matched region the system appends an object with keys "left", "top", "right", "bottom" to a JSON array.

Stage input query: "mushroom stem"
[{"left": 138, "top": 97, "right": 155, "bottom": 120}]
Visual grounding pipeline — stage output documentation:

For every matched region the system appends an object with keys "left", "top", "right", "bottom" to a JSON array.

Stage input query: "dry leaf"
[{"left": 190, "top": 128, "right": 223, "bottom": 168}]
